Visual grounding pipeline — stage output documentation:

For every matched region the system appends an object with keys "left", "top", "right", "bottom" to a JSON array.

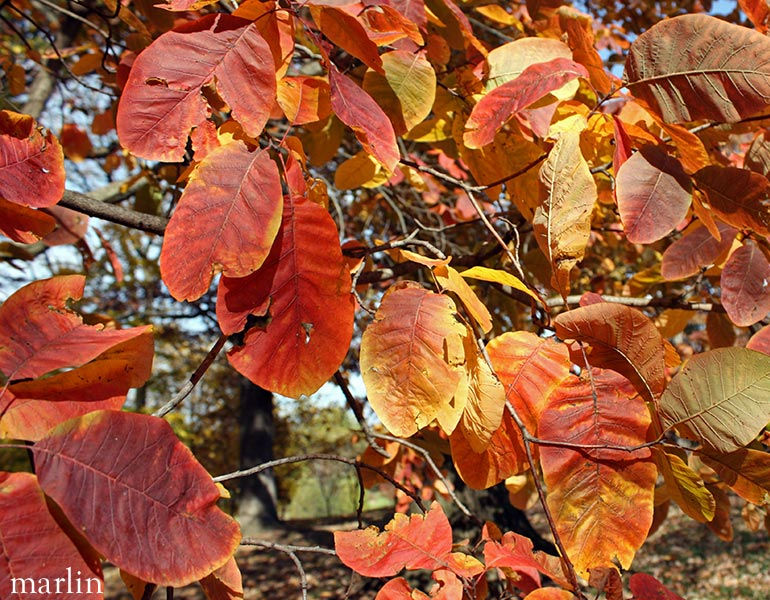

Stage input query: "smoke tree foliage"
[{"left": 4, "top": 0, "right": 770, "bottom": 598}]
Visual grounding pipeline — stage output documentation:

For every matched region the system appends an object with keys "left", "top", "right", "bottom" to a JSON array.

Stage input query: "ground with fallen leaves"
[{"left": 104, "top": 499, "right": 770, "bottom": 600}]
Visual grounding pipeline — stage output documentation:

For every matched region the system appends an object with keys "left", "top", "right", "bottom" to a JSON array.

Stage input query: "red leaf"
[
  {"left": 217, "top": 192, "right": 354, "bottom": 398},
  {"left": 483, "top": 531, "right": 543, "bottom": 592},
  {"left": 382, "top": 0, "right": 427, "bottom": 29},
  {"left": 463, "top": 58, "right": 587, "bottom": 149},
  {"left": 1, "top": 331, "right": 154, "bottom": 441},
  {"left": 661, "top": 222, "right": 736, "bottom": 281},
  {"left": 0, "top": 472, "right": 102, "bottom": 600},
  {"left": 33, "top": 410, "right": 241, "bottom": 587},
  {"left": 0, "top": 196, "right": 55, "bottom": 243},
  {"left": 116, "top": 14, "right": 275, "bottom": 162},
  {"left": 60, "top": 124, "right": 93, "bottom": 162},
  {"left": 329, "top": 65, "right": 400, "bottom": 172},
  {"left": 721, "top": 240, "right": 770, "bottom": 326},
  {"left": 376, "top": 571, "right": 463, "bottom": 600},
  {"left": 612, "top": 116, "right": 633, "bottom": 171},
  {"left": 43, "top": 205, "right": 90, "bottom": 246},
  {"left": 748, "top": 324, "right": 770, "bottom": 355},
  {"left": 629, "top": 573, "right": 684, "bottom": 600},
  {"left": 0, "top": 110, "right": 64, "bottom": 208},
  {"left": 334, "top": 502, "right": 452, "bottom": 577},
  {"left": 0, "top": 275, "right": 152, "bottom": 380},
  {"left": 615, "top": 146, "right": 691, "bottom": 244},
  {"left": 159, "top": 142, "right": 283, "bottom": 301}
]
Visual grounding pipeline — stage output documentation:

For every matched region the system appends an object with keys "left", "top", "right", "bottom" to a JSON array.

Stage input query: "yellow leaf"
[{"left": 459, "top": 266, "right": 542, "bottom": 306}]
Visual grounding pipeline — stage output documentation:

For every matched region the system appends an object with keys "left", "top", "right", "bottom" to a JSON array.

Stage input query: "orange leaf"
[
  {"left": 0, "top": 110, "right": 64, "bottom": 208},
  {"left": 0, "top": 196, "right": 55, "bottom": 243},
  {"left": 464, "top": 58, "right": 587, "bottom": 149},
  {"left": 218, "top": 192, "right": 354, "bottom": 398},
  {"left": 450, "top": 411, "right": 527, "bottom": 489},
  {"left": 33, "top": 410, "right": 241, "bottom": 587},
  {"left": 159, "top": 142, "right": 283, "bottom": 302},
  {"left": 539, "top": 370, "right": 656, "bottom": 577},
  {"left": 0, "top": 275, "right": 152, "bottom": 381},
  {"left": 199, "top": 557, "right": 243, "bottom": 600},
  {"left": 334, "top": 502, "right": 453, "bottom": 577},
  {"left": 361, "top": 282, "right": 465, "bottom": 437},
  {"left": 375, "top": 571, "right": 462, "bottom": 600},
  {"left": 739, "top": 0, "right": 770, "bottom": 32},
  {"left": 0, "top": 472, "right": 103, "bottom": 600},
  {"left": 487, "top": 331, "right": 572, "bottom": 434},
  {"left": 277, "top": 76, "right": 332, "bottom": 125},
  {"left": 615, "top": 146, "right": 691, "bottom": 244},
  {"left": 694, "top": 166, "right": 770, "bottom": 236},
  {"left": 721, "top": 240, "right": 770, "bottom": 326},
  {"left": 553, "top": 302, "right": 666, "bottom": 400},
  {"left": 116, "top": 14, "right": 275, "bottom": 162},
  {"left": 60, "top": 124, "right": 93, "bottom": 162},
  {"left": 310, "top": 4, "right": 383, "bottom": 73},
  {"left": 523, "top": 590, "right": 576, "bottom": 600}
]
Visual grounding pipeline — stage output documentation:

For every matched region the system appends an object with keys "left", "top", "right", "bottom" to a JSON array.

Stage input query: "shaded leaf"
[
  {"left": 659, "top": 347, "right": 770, "bottom": 453},
  {"left": 693, "top": 166, "right": 770, "bottom": 236},
  {"left": 464, "top": 58, "right": 587, "bottom": 149},
  {"left": 535, "top": 128, "right": 596, "bottom": 294},
  {"left": 0, "top": 472, "right": 102, "bottom": 600},
  {"left": 434, "top": 265, "right": 492, "bottom": 333},
  {"left": 553, "top": 302, "right": 666, "bottom": 400},
  {"left": 361, "top": 282, "right": 465, "bottom": 437},
  {"left": 652, "top": 449, "right": 715, "bottom": 522},
  {"left": 539, "top": 370, "right": 656, "bottom": 577},
  {"left": 199, "top": 557, "right": 243, "bottom": 600},
  {"left": 0, "top": 197, "right": 55, "bottom": 243},
  {"left": 159, "top": 142, "right": 283, "bottom": 302},
  {"left": 218, "top": 192, "right": 354, "bottom": 398},
  {"left": 720, "top": 240, "right": 770, "bottom": 326},
  {"left": 748, "top": 324, "right": 770, "bottom": 354},
  {"left": 745, "top": 129, "right": 770, "bottom": 176},
  {"left": 661, "top": 222, "right": 736, "bottom": 281},
  {"left": 60, "top": 124, "right": 93, "bottom": 162},
  {"left": 615, "top": 146, "right": 691, "bottom": 244},
  {"left": 375, "top": 571, "right": 462, "bottom": 600},
  {"left": 699, "top": 447, "right": 770, "bottom": 505},
  {"left": 116, "top": 14, "right": 275, "bottom": 161},
  {"left": 33, "top": 410, "right": 241, "bottom": 587},
  {"left": 625, "top": 14, "right": 770, "bottom": 123}
]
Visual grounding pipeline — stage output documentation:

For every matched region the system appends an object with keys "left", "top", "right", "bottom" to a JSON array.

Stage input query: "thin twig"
[
  {"left": 154, "top": 334, "right": 227, "bottom": 418},
  {"left": 240, "top": 539, "right": 336, "bottom": 555},
  {"left": 334, "top": 371, "right": 390, "bottom": 458},
  {"left": 213, "top": 453, "right": 427, "bottom": 513}
]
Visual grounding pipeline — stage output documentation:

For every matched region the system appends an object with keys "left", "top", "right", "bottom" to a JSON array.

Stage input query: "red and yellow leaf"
[
  {"left": 159, "top": 142, "right": 283, "bottom": 301},
  {"left": 539, "top": 370, "right": 656, "bottom": 577}
]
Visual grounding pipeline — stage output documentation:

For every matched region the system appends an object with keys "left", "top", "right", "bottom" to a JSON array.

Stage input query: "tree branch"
[{"left": 59, "top": 189, "right": 168, "bottom": 235}]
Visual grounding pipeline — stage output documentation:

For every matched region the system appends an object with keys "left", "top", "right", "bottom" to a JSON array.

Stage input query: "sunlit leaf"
[
  {"left": 539, "top": 370, "right": 656, "bottom": 577},
  {"left": 652, "top": 449, "right": 715, "bottom": 522},
  {"left": 699, "top": 447, "right": 770, "bottom": 505},
  {"left": 693, "top": 166, "right": 770, "bottom": 236},
  {"left": 720, "top": 240, "right": 770, "bottom": 326},
  {"left": 360, "top": 282, "right": 465, "bottom": 437},
  {"left": 659, "top": 347, "right": 770, "bottom": 453},
  {"left": 661, "top": 222, "right": 736, "bottom": 281}
]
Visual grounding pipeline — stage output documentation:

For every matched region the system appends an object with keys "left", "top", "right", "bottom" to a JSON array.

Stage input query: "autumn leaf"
[
  {"left": 652, "top": 449, "right": 715, "bottom": 523},
  {"left": 218, "top": 191, "right": 354, "bottom": 398},
  {"left": 310, "top": 4, "right": 383, "bottom": 73},
  {"left": 625, "top": 14, "right": 770, "bottom": 123},
  {"left": 334, "top": 502, "right": 479, "bottom": 577},
  {"left": 539, "top": 370, "right": 656, "bottom": 577},
  {"left": 33, "top": 410, "right": 241, "bottom": 587},
  {"left": 720, "top": 240, "right": 770, "bottom": 326},
  {"left": 159, "top": 142, "right": 283, "bottom": 302},
  {"left": 199, "top": 557, "right": 244, "bottom": 600},
  {"left": 0, "top": 197, "right": 56, "bottom": 243},
  {"left": 693, "top": 166, "right": 770, "bottom": 236},
  {"left": 615, "top": 145, "right": 691, "bottom": 244},
  {"left": 534, "top": 128, "right": 596, "bottom": 295},
  {"left": 699, "top": 447, "right": 770, "bottom": 505},
  {"left": 659, "top": 347, "right": 770, "bottom": 453},
  {"left": 0, "top": 472, "right": 103, "bottom": 600},
  {"left": 329, "top": 65, "right": 400, "bottom": 172},
  {"left": 0, "top": 110, "right": 64, "bottom": 208},
  {"left": 277, "top": 76, "right": 332, "bottom": 125},
  {"left": 464, "top": 58, "right": 587, "bottom": 149},
  {"left": 360, "top": 282, "right": 466, "bottom": 437},
  {"left": 116, "top": 14, "right": 275, "bottom": 161},
  {"left": 553, "top": 302, "right": 667, "bottom": 400},
  {"left": 486, "top": 331, "right": 571, "bottom": 434},
  {"left": 629, "top": 573, "right": 685, "bottom": 600},
  {"left": 661, "top": 222, "right": 736, "bottom": 281}
]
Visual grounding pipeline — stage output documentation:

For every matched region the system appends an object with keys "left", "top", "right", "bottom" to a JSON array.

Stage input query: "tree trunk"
[{"left": 235, "top": 379, "right": 279, "bottom": 534}]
